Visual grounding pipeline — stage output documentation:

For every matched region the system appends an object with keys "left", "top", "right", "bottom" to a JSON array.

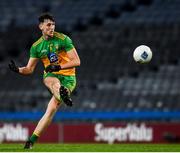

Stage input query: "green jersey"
[{"left": 30, "top": 32, "right": 75, "bottom": 76}]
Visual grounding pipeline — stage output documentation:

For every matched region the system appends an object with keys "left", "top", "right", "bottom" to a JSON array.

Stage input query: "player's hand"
[
  {"left": 9, "top": 60, "right": 19, "bottom": 73},
  {"left": 45, "top": 65, "right": 61, "bottom": 73}
]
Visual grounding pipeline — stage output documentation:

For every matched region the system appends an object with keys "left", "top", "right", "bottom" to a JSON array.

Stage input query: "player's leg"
[
  {"left": 24, "top": 96, "right": 60, "bottom": 149},
  {"left": 59, "top": 75, "right": 76, "bottom": 106},
  {"left": 24, "top": 77, "right": 61, "bottom": 149},
  {"left": 24, "top": 75, "right": 76, "bottom": 149},
  {"left": 44, "top": 76, "right": 62, "bottom": 101},
  {"left": 33, "top": 96, "right": 60, "bottom": 136},
  {"left": 44, "top": 76, "right": 73, "bottom": 106},
  {"left": 59, "top": 75, "right": 76, "bottom": 94}
]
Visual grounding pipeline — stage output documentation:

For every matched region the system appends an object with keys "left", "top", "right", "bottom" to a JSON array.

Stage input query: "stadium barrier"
[
  {"left": 0, "top": 111, "right": 180, "bottom": 120},
  {"left": 0, "top": 122, "right": 180, "bottom": 144}
]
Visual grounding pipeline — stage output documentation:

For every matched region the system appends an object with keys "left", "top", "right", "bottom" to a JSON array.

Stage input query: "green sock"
[{"left": 29, "top": 133, "right": 39, "bottom": 143}]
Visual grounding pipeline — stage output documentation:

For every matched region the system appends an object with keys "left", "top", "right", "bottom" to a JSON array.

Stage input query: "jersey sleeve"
[
  {"left": 64, "top": 36, "right": 75, "bottom": 52},
  {"left": 30, "top": 45, "right": 39, "bottom": 58}
]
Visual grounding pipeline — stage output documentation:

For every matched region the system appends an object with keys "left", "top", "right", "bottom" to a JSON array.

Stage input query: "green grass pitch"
[{"left": 0, "top": 143, "right": 180, "bottom": 152}]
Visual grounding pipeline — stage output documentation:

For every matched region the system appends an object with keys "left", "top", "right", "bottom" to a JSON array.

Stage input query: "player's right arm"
[
  {"left": 9, "top": 43, "right": 39, "bottom": 75},
  {"left": 19, "top": 58, "right": 39, "bottom": 75},
  {"left": 9, "top": 58, "right": 39, "bottom": 75}
]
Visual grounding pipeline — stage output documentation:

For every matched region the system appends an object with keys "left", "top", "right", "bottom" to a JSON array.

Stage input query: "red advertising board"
[
  {"left": 0, "top": 122, "right": 180, "bottom": 143},
  {"left": 0, "top": 123, "right": 60, "bottom": 143},
  {"left": 63, "top": 122, "right": 180, "bottom": 144}
]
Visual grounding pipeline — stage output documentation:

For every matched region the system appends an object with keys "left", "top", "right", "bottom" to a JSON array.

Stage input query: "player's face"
[{"left": 39, "top": 19, "right": 55, "bottom": 38}]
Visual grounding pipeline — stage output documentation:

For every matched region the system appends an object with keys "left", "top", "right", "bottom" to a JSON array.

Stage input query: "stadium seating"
[{"left": 0, "top": 0, "right": 180, "bottom": 120}]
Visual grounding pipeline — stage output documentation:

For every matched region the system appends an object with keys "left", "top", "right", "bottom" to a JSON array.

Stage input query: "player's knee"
[
  {"left": 52, "top": 82, "right": 60, "bottom": 92},
  {"left": 51, "top": 83, "right": 61, "bottom": 101}
]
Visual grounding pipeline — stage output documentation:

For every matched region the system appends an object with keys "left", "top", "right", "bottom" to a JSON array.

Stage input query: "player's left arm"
[
  {"left": 45, "top": 48, "right": 80, "bottom": 72},
  {"left": 60, "top": 48, "right": 81, "bottom": 69},
  {"left": 45, "top": 35, "right": 80, "bottom": 73}
]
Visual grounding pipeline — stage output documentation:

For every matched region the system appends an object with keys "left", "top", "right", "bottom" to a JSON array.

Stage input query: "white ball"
[{"left": 133, "top": 45, "right": 152, "bottom": 64}]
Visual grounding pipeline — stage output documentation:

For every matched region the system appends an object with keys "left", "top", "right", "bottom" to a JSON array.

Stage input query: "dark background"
[{"left": 0, "top": 0, "right": 180, "bottom": 122}]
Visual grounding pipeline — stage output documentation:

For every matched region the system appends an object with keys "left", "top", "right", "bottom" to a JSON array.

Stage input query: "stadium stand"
[{"left": 0, "top": 0, "right": 180, "bottom": 120}]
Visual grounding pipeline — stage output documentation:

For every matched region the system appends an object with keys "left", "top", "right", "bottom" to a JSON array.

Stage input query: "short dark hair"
[{"left": 38, "top": 13, "right": 55, "bottom": 23}]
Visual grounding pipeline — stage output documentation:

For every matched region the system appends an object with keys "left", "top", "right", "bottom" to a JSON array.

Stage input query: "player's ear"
[{"left": 39, "top": 23, "right": 43, "bottom": 30}]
